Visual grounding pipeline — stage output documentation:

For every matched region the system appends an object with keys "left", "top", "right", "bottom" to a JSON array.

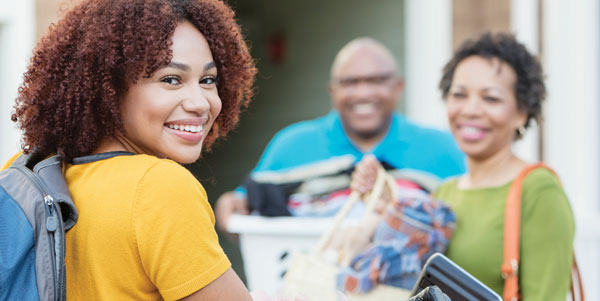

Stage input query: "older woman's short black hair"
[{"left": 439, "top": 32, "right": 546, "bottom": 134}]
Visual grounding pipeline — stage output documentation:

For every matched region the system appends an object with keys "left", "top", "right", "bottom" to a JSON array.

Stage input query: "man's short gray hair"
[{"left": 330, "top": 37, "right": 398, "bottom": 80}]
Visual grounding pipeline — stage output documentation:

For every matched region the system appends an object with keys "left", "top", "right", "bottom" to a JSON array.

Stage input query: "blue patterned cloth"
[{"left": 337, "top": 188, "right": 455, "bottom": 293}]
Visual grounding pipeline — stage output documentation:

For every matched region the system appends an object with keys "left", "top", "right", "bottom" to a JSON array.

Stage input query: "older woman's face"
[
  {"left": 120, "top": 21, "right": 222, "bottom": 163},
  {"left": 446, "top": 56, "right": 527, "bottom": 161}
]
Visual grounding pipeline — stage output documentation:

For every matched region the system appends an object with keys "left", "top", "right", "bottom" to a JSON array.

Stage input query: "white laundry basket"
[
  {"left": 227, "top": 214, "right": 334, "bottom": 296},
  {"left": 227, "top": 168, "right": 412, "bottom": 300}
]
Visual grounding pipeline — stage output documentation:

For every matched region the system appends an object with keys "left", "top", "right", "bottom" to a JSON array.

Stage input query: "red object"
[{"left": 268, "top": 33, "right": 286, "bottom": 64}]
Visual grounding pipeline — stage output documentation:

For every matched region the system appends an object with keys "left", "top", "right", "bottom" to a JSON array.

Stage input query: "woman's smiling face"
[
  {"left": 120, "top": 21, "right": 221, "bottom": 163},
  {"left": 446, "top": 55, "right": 527, "bottom": 161}
]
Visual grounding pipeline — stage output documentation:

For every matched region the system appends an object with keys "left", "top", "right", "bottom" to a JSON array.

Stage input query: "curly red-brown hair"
[{"left": 12, "top": 0, "right": 256, "bottom": 161}]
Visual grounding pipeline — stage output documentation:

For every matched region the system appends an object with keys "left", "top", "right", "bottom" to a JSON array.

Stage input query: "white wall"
[
  {"left": 403, "top": 0, "right": 452, "bottom": 130},
  {"left": 510, "top": 0, "right": 540, "bottom": 163},
  {"left": 542, "top": 0, "right": 600, "bottom": 300},
  {"left": 0, "top": 0, "right": 35, "bottom": 163}
]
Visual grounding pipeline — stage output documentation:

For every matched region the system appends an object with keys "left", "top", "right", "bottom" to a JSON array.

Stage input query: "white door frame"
[{"left": 0, "top": 0, "right": 35, "bottom": 163}]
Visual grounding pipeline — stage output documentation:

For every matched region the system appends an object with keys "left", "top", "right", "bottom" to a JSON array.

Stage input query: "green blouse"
[{"left": 434, "top": 168, "right": 574, "bottom": 300}]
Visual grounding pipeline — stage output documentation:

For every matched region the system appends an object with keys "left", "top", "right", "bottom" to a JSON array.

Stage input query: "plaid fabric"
[{"left": 337, "top": 188, "right": 455, "bottom": 293}]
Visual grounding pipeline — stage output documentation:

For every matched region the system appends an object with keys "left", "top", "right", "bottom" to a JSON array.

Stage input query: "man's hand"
[
  {"left": 215, "top": 191, "right": 250, "bottom": 234},
  {"left": 351, "top": 155, "right": 392, "bottom": 214},
  {"left": 350, "top": 155, "right": 381, "bottom": 195}
]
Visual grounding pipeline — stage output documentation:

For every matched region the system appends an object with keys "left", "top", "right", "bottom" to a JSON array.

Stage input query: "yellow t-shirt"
[{"left": 62, "top": 153, "right": 230, "bottom": 300}]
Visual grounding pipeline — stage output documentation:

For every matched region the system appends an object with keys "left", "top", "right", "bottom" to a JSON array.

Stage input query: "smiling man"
[
  {"left": 215, "top": 37, "right": 466, "bottom": 231},
  {"left": 329, "top": 38, "right": 403, "bottom": 152}
]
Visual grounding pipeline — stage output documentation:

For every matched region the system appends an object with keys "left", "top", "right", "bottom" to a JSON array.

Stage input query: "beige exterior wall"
[
  {"left": 35, "top": 0, "right": 78, "bottom": 41},
  {"left": 453, "top": 0, "right": 511, "bottom": 50}
]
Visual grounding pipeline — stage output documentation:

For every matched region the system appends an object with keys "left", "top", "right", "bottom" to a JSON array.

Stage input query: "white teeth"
[
  {"left": 167, "top": 124, "right": 203, "bottom": 133},
  {"left": 462, "top": 126, "right": 483, "bottom": 134},
  {"left": 353, "top": 103, "right": 376, "bottom": 114}
]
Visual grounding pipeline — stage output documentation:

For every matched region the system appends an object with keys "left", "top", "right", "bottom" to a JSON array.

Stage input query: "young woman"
[
  {"left": 351, "top": 33, "right": 574, "bottom": 300},
  {"left": 8, "top": 0, "right": 256, "bottom": 299}
]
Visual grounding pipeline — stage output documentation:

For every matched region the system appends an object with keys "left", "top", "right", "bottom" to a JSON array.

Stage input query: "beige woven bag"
[{"left": 282, "top": 168, "right": 412, "bottom": 300}]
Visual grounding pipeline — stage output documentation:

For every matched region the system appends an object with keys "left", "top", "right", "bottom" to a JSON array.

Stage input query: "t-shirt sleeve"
[
  {"left": 520, "top": 170, "right": 575, "bottom": 301},
  {"left": 133, "top": 161, "right": 231, "bottom": 301}
]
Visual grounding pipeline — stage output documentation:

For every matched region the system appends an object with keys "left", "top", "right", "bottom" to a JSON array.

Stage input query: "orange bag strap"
[
  {"left": 572, "top": 256, "right": 585, "bottom": 301},
  {"left": 502, "top": 163, "right": 540, "bottom": 301},
  {"left": 502, "top": 163, "right": 584, "bottom": 301}
]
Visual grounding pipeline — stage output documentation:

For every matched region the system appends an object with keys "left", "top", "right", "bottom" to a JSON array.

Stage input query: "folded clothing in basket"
[
  {"left": 337, "top": 188, "right": 455, "bottom": 294},
  {"left": 243, "top": 154, "right": 441, "bottom": 217}
]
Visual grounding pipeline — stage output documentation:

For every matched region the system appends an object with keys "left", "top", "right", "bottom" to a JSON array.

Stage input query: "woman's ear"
[{"left": 515, "top": 108, "right": 529, "bottom": 130}]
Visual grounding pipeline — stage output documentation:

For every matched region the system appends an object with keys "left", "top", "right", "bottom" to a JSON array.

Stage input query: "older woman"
[
  {"left": 7, "top": 0, "right": 256, "bottom": 299},
  {"left": 351, "top": 33, "right": 574, "bottom": 300}
]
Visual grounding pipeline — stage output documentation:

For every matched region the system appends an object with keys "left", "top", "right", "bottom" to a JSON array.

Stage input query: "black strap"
[{"left": 71, "top": 151, "right": 134, "bottom": 165}]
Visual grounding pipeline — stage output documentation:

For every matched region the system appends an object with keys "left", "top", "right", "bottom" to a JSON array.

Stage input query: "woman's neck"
[
  {"left": 94, "top": 135, "right": 145, "bottom": 156},
  {"left": 460, "top": 146, "right": 527, "bottom": 189}
]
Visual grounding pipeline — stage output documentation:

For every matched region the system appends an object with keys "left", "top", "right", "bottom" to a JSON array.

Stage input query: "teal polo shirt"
[{"left": 252, "top": 110, "right": 465, "bottom": 179}]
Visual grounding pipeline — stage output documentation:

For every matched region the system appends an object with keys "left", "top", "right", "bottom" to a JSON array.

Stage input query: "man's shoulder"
[
  {"left": 254, "top": 112, "right": 343, "bottom": 172},
  {"left": 271, "top": 113, "right": 333, "bottom": 142},
  {"left": 385, "top": 114, "right": 466, "bottom": 178},
  {"left": 394, "top": 115, "right": 457, "bottom": 146}
]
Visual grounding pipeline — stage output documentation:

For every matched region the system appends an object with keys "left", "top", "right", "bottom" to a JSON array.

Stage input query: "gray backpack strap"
[
  {"left": 34, "top": 155, "right": 78, "bottom": 230},
  {"left": 32, "top": 155, "right": 73, "bottom": 301}
]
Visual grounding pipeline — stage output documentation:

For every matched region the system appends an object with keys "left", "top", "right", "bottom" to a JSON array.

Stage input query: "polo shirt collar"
[{"left": 325, "top": 110, "right": 410, "bottom": 162}]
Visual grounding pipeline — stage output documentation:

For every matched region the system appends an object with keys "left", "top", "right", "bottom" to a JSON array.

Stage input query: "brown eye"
[
  {"left": 484, "top": 96, "right": 499, "bottom": 102},
  {"left": 200, "top": 76, "right": 218, "bottom": 86},
  {"left": 451, "top": 92, "right": 466, "bottom": 98},
  {"left": 160, "top": 76, "right": 181, "bottom": 85}
]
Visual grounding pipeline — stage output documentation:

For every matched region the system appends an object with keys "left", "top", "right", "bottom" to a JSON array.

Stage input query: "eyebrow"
[
  {"left": 165, "top": 61, "right": 216, "bottom": 72},
  {"left": 204, "top": 61, "right": 216, "bottom": 71},
  {"left": 167, "top": 62, "right": 190, "bottom": 71},
  {"left": 452, "top": 84, "right": 507, "bottom": 94}
]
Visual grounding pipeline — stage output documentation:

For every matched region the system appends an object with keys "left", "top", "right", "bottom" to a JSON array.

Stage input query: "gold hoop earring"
[{"left": 517, "top": 126, "right": 527, "bottom": 137}]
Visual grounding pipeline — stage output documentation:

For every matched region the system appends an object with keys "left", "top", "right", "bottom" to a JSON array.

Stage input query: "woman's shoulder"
[
  {"left": 130, "top": 156, "right": 210, "bottom": 214},
  {"left": 521, "top": 165, "right": 570, "bottom": 209},
  {"left": 434, "top": 177, "right": 460, "bottom": 198},
  {"left": 106, "top": 154, "right": 195, "bottom": 177},
  {"left": 93, "top": 154, "right": 205, "bottom": 197},
  {"left": 135, "top": 156, "right": 202, "bottom": 189},
  {"left": 521, "top": 166, "right": 562, "bottom": 191}
]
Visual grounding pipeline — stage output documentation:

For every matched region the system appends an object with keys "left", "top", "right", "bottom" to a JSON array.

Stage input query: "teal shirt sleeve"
[{"left": 520, "top": 170, "right": 575, "bottom": 301}]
